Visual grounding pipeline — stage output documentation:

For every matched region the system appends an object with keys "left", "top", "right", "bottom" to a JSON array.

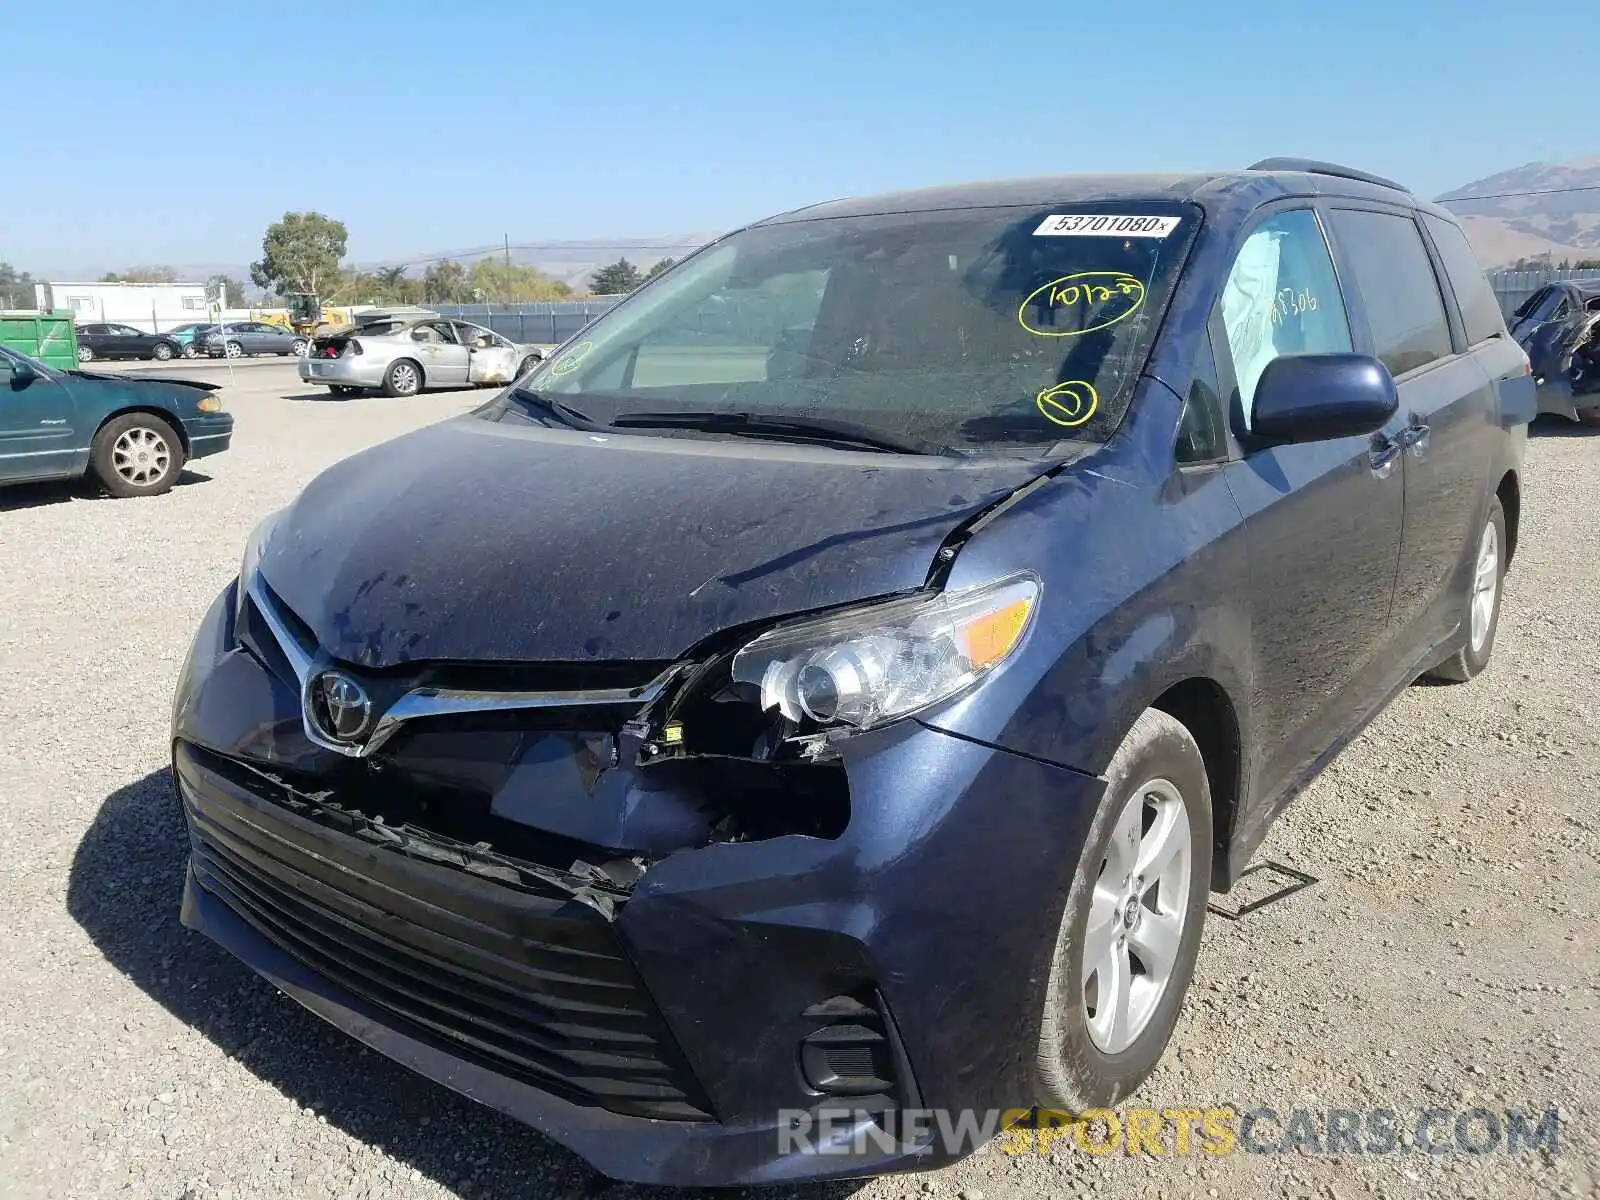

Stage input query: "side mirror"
[
  {"left": 1251, "top": 353, "right": 1397, "bottom": 443},
  {"left": 11, "top": 359, "right": 37, "bottom": 387}
]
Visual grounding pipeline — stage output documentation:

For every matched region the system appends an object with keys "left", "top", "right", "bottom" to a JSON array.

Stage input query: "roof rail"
[{"left": 1247, "top": 157, "right": 1411, "bottom": 193}]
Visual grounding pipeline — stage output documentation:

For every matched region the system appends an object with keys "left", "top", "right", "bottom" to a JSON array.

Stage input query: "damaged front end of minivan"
[{"left": 171, "top": 491, "right": 1103, "bottom": 1184}]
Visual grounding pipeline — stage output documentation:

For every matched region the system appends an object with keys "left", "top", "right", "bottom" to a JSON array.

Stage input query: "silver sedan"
[{"left": 298, "top": 316, "right": 545, "bottom": 397}]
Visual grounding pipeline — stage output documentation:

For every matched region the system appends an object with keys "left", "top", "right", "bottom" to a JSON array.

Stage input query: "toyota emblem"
[{"left": 310, "top": 671, "right": 373, "bottom": 743}]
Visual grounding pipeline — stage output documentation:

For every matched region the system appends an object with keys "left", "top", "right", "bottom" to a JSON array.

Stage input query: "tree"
[
  {"left": 420, "top": 259, "right": 472, "bottom": 303},
  {"left": 589, "top": 258, "right": 643, "bottom": 295},
  {"left": 645, "top": 257, "right": 676, "bottom": 280},
  {"left": 206, "top": 274, "right": 248, "bottom": 307},
  {"left": 0, "top": 261, "right": 35, "bottom": 309},
  {"left": 467, "top": 257, "right": 573, "bottom": 302},
  {"left": 100, "top": 265, "right": 179, "bottom": 283},
  {"left": 250, "top": 211, "right": 348, "bottom": 297}
]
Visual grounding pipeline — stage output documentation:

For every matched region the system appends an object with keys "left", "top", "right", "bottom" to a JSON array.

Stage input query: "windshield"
[{"left": 480, "top": 204, "right": 1198, "bottom": 452}]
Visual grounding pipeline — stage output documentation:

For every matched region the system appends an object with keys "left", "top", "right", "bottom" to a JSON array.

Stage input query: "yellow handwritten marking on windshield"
[
  {"left": 549, "top": 339, "right": 594, "bottom": 377},
  {"left": 1019, "top": 272, "right": 1145, "bottom": 338},
  {"left": 1036, "top": 380, "right": 1098, "bottom": 427}
]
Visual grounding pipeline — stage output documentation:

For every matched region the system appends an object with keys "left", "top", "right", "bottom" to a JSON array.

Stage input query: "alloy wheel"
[
  {"left": 391, "top": 363, "right": 419, "bottom": 394},
  {"left": 77, "top": 346, "right": 94, "bottom": 362},
  {"left": 1082, "top": 778, "right": 1193, "bottom": 1055},
  {"left": 111, "top": 426, "right": 172, "bottom": 488},
  {"left": 225, "top": 342, "right": 243, "bottom": 359},
  {"left": 1470, "top": 521, "right": 1499, "bottom": 653}
]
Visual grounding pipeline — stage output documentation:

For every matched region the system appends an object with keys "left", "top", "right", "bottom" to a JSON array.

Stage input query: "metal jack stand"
[{"left": 1206, "top": 860, "right": 1318, "bottom": 921}]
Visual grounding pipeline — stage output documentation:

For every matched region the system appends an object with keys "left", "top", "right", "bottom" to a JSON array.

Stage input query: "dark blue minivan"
[{"left": 171, "top": 159, "right": 1533, "bottom": 1185}]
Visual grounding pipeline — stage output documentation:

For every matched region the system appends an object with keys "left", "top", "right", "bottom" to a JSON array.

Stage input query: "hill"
[{"left": 1439, "top": 157, "right": 1600, "bottom": 267}]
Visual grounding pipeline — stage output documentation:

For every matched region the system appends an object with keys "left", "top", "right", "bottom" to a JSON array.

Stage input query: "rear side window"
[
  {"left": 1422, "top": 215, "right": 1504, "bottom": 344},
  {"left": 1328, "top": 210, "right": 1453, "bottom": 375}
]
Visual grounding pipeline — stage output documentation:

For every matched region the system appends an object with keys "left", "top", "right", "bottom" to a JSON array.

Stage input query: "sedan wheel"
[
  {"left": 89, "top": 413, "right": 186, "bottom": 498},
  {"left": 152, "top": 342, "right": 174, "bottom": 361},
  {"left": 77, "top": 345, "right": 95, "bottom": 362},
  {"left": 224, "top": 341, "right": 243, "bottom": 359},
  {"left": 383, "top": 359, "right": 422, "bottom": 397},
  {"left": 290, "top": 338, "right": 308, "bottom": 356}
]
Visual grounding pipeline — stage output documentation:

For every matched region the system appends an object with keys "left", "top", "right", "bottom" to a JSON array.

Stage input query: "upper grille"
[{"left": 177, "top": 744, "right": 711, "bottom": 1121}]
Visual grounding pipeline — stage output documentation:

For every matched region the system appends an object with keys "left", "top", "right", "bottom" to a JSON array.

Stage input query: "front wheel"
[
  {"left": 290, "top": 338, "right": 308, "bottom": 356},
  {"left": 181, "top": 344, "right": 199, "bottom": 359},
  {"left": 77, "top": 345, "right": 95, "bottom": 362},
  {"left": 224, "top": 341, "right": 243, "bottom": 359},
  {"left": 382, "top": 359, "right": 422, "bottom": 397},
  {"left": 90, "top": 413, "right": 185, "bottom": 498},
  {"left": 152, "top": 342, "right": 174, "bottom": 361},
  {"left": 1423, "top": 497, "right": 1505, "bottom": 683},
  {"left": 1035, "top": 708, "right": 1212, "bottom": 1112}
]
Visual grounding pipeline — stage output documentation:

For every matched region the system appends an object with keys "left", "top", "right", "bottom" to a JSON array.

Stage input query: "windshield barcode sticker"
[{"left": 1034, "top": 214, "right": 1182, "bottom": 238}]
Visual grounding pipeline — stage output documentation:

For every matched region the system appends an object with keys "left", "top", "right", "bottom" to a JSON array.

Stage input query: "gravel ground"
[{"left": 1, "top": 361, "right": 1595, "bottom": 1199}]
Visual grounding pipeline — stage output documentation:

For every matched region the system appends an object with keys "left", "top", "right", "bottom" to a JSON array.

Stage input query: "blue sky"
[{"left": 2, "top": 0, "right": 1594, "bottom": 274}]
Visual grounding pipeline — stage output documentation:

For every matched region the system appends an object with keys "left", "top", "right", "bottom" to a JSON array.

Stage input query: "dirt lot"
[{"left": 1, "top": 361, "right": 1595, "bottom": 1200}]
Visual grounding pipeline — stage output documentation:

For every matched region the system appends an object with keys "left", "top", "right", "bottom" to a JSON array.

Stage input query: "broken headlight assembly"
[{"left": 730, "top": 573, "right": 1040, "bottom": 735}]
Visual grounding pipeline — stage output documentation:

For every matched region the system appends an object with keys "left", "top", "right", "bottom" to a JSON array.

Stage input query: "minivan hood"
[{"left": 258, "top": 416, "right": 1056, "bottom": 667}]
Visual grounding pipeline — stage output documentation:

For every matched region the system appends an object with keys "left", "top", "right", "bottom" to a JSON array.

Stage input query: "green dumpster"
[{"left": 0, "top": 310, "right": 78, "bottom": 371}]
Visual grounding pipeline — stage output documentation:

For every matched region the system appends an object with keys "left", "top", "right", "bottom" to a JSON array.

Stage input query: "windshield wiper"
[
  {"left": 505, "top": 387, "right": 600, "bottom": 430},
  {"left": 608, "top": 410, "right": 945, "bottom": 456}
]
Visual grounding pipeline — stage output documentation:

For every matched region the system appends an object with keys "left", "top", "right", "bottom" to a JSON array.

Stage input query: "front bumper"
[
  {"left": 172, "top": 583, "right": 1103, "bottom": 1185},
  {"left": 182, "top": 415, "right": 234, "bottom": 461},
  {"left": 298, "top": 356, "right": 387, "bottom": 388}
]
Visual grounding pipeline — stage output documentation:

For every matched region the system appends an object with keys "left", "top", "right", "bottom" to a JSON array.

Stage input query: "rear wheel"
[
  {"left": 152, "top": 342, "right": 174, "bottom": 361},
  {"left": 383, "top": 359, "right": 422, "bottom": 397},
  {"left": 1035, "top": 709, "right": 1211, "bottom": 1112},
  {"left": 90, "top": 412, "right": 185, "bottom": 498},
  {"left": 1424, "top": 497, "right": 1505, "bottom": 683},
  {"left": 77, "top": 345, "right": 94, "bottom": 362}
]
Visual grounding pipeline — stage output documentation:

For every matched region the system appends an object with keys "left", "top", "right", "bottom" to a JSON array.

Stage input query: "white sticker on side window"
[{"left": 1033, "top": 214, "right": 1181, "bottom": 238}]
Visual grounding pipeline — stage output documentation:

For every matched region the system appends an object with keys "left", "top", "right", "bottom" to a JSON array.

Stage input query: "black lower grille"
[{"left": 177, "top": 744, "right": 711, "bottom": 1121}]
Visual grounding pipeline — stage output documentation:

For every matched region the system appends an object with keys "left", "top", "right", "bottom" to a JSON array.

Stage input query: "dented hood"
[{"left": 258, "top": 415, "right": 1051, "bottom": 667}]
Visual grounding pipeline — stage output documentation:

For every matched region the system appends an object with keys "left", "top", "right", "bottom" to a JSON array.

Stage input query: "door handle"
[
  {"left": 1368, "top": 432, "right": 1402, "bottom": 478},
  {"left": 1401, "top": 421, "right": 1431, "bottom": 457}
]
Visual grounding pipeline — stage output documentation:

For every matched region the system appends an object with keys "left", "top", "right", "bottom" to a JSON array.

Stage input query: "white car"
[{"left": 299, "top": 315, "right": 544, "bottom": 397}]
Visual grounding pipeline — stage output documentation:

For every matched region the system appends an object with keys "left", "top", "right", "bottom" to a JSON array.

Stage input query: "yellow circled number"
[
  {"left": 1036, "top": 380, "right": 1098, "bottom": 428},
  {"left": 1018, "top": 271, "right": 1145, "bottom": 338}
]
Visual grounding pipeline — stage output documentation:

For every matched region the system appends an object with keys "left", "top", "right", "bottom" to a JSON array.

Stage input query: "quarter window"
[
  {"left": 1328, "top": 210, "right": 1453, "bottom": 375},
  {"left": 1219, "top": 209, "right": 1352, "bottom": 430},
  {"left": 1421, "top": 215, "right": 1504, "bottom": 345}
]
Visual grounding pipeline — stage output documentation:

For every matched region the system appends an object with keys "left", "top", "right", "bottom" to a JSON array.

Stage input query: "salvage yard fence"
[
  {"left": 1486, "top": 268, "right": 1600, "bottom": 320},
  {"left": 428, "top": 300, "right": 623, "bottom": 346}
]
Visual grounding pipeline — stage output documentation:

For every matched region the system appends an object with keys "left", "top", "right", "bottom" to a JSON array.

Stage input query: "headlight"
[{"left": 730, "top": 573, "right": 1039, "bottom": 732}]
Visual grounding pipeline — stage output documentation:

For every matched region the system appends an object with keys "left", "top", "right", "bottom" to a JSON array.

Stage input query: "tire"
[
  {"left": 152, "top": 342, "right": 174, "bottom": 361},
  {"left": 290, "top": 338, "right": 308, "bottom": 356},
  {"left": 382, "top": 358, "right": 422, "bottom": 397},
  {"left": 77, "top": 345, "right": 95, "bottom": 362},
  {"left": 181, "top": 344, "right": 199, "bottom": 359},
  {"left": 1035, "top": 708, "right": 1212, "bottom": 1113},
  {"left": 516, "top": 355, "right": 539, "bottom": 379},
  {"left": 89, "top": 412, "right": 185, "bottom": 498},
  {"left": 224, "top": 341, "right": 243, "bottom": 359},
  {"left": 1423, "top": 496, "right": 1506, "bottom": 683}
]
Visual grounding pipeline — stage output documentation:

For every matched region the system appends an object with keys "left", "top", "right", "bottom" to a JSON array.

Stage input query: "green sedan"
[{"left": 0, "top": 345, "right": 234, "bottom": 497}]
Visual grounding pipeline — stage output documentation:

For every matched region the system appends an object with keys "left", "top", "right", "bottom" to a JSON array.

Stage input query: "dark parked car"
[
  {"left": 74, "top": 322, "right": 184, "bottom": 363},
  {"left": 1, "top": 345, "right": 232, "bottom": 496},
  {"left": 1507, "top": 279, "right": 1600, "bottom": 424},
  {"left": 172, "top": 159, "right": 1533, "bottom": 1185},
  {"left": 199, "top": 321, "right": 307, "bottom": 358}
]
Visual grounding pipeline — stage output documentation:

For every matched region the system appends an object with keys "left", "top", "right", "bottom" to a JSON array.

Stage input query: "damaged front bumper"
[{"left": 171, "top": 581, "right": 1103, "bottom": 1186}]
